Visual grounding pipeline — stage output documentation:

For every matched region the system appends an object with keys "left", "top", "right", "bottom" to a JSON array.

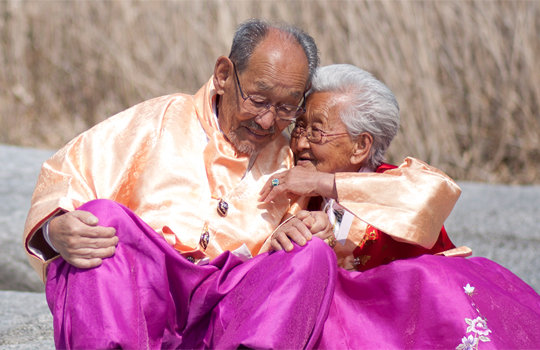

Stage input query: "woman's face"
[{"left": 291, "top": 92, "right": 363, "bottom": 174}]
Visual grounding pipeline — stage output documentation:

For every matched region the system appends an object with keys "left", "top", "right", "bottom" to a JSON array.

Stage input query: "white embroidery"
[
  {"left": 463, "top": 283, "right": 475, "bottom": 295},
  {"left": 456, "top": 285, "right": 491, "bottom": 350}
]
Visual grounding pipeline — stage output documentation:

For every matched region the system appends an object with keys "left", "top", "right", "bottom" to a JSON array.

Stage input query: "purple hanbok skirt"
[{"left": 46, "top": 199, "right": 540, "bottom": 349}]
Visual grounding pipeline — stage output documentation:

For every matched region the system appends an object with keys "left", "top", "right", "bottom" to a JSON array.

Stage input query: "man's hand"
[
  {"left": 258, "top": 167, "right": 337, "bottom": 203},
  {"left": 49, "top": 210, "right": 118, "bottom": 269},
  {"left": 271, "top": 210, "right": 334, "bottom": 252}
]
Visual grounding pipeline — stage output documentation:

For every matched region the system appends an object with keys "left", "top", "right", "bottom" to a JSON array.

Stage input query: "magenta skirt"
[{"left": 46, "top": 199, "right": 540, "bottom": 349}]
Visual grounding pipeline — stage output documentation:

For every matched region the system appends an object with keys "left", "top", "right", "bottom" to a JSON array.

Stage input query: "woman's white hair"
[{"left": 309, "top": 64, "right": 400, "bottom": 169}]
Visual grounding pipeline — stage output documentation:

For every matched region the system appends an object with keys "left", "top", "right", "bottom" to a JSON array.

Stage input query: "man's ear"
[
  {"left": 350, "top": 132, "right": 373, "bottom": 166},
  {"left": 213, "top": 56, "right": 233, "bottom": 95}
]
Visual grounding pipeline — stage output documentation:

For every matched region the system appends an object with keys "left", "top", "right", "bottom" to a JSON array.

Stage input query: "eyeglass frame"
[
  {"left": 231, "top": 61, "right": 306, "bottom": 121},
  {"left": 291, "top": 122, "right": 350, "bottom": 144}
]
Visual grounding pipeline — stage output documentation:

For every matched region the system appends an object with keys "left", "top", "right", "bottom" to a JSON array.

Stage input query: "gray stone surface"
[
  {"left": 0, "top": 143, "right": 539, "bottom": 349},
  {"left": 445, "top": 182, "right": 540, "bottom": 292},
  {"left": 0, "top": 144, "right": 55, "bottom": 292},
  {"left": 0, "top": 291, "right": 54, "bottom": 350}
]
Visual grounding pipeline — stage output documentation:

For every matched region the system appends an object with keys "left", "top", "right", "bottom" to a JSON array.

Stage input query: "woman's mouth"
[{"left": 295, "top": 154, "right": 315, "bottom": 167}]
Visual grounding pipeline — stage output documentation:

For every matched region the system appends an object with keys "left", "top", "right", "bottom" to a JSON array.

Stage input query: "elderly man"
[{"left": 23, "top": 19, "right": 332, "bottom": 349}]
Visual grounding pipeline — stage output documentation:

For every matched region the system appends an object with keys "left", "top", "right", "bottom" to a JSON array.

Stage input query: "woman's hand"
[
  {"left": 271, "top": 210, "right": 334, "bottom": 252},
  {"left": 259, "top": 167, "right": 337, "bottom": 203}
]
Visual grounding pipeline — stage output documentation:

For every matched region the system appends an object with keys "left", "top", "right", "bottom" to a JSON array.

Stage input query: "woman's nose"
[{"left": 295, "top": 132, "right": 311, "bottom": 150}]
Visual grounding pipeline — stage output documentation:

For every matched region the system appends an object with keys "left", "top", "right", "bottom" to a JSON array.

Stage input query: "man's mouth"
[{"left": 244, "top": 126, "right": 271, "bottom": 140}]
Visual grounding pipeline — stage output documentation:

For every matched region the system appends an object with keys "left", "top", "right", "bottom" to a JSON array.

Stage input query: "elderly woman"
[
  {"left": 246, "top": 64, "right": 540, "bottom": 349},
  {"left": 259, "top": 64, "right": 468, "bottom": 270}
]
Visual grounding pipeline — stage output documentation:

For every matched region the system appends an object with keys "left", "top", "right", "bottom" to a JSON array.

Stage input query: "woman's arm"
[{"left": 259, "top": 158, "right": 461, "bottom": 250}]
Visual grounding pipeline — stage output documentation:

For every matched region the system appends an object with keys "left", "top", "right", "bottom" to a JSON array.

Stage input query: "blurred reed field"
[{"left": 1, "top": 0, "right": 539, "bottom": 184}]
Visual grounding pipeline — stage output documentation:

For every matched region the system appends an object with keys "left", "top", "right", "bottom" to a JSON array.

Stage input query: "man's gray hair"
[
  {"left": 310, "top": 64, "right": 400, "bottom": 169},
  {"left": 229, "top": 18, "right": 319, "bottom": 83}
]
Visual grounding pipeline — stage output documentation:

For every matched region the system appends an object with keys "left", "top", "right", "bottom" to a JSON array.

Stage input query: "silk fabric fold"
[{"left": 47, "top": 200, "right": 540, "bottom": 349}]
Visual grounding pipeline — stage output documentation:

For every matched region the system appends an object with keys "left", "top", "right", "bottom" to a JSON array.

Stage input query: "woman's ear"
[
  {"left": 350, "top": 132, "right": 373, "bottom": 166},
  {"left": 213, "top": 56, "right": 232, "bottom": 95}
]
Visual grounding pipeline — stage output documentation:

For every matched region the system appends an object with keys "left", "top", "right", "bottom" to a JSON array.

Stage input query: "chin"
[
  {"left": 227, "top": 131, "right": 264, "bottom": 155},
  {"left": 295, "top": 159, "right": 317, "bottom": 170}
]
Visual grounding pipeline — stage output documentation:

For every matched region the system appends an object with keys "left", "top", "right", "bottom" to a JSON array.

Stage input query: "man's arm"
[{"left": 23, "top": 95, "right": 176, "bottom": 282}]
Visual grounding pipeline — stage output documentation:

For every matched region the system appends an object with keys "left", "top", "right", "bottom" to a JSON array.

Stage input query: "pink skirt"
[{"left": 46, "top": 199, "right": 540, "bottom": 349}]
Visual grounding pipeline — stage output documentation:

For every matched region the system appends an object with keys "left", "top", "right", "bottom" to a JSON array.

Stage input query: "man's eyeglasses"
[
  {"left": 232, "top": 61, "right": 305, "bottom": 122},
  {"left": 291, "top": 123, "right": 350, "bottom": 144}
]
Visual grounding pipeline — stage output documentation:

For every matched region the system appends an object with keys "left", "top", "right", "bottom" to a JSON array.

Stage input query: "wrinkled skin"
[
  {"left": 258, "top": 91, "right": 374, "bottom": 250},
  {"left": 259, "top": 91, "right": 372, "bottom": 204},
  {"left": 270, "top": 210, "right": 333, "bottom": 252}
]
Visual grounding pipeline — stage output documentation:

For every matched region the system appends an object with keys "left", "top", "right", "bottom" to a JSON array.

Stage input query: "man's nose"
[{"left": 254, "top": 108, "right": 277, "bottom": 130}]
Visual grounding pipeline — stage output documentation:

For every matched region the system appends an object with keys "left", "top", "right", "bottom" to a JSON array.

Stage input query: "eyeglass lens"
[{"left": 232, "top": 61, "right": 304, "bottom": 121}]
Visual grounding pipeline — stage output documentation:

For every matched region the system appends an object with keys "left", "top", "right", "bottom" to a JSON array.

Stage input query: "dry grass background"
[{"left": 1, "top": 0, "right": 539, "bottom": 184}]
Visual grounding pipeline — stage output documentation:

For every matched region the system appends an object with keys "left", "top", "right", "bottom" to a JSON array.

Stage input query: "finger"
[
  {"left": 259, "top": 178, "right": 274, "bottom": 196},
  {"left": 70, "top": 236, "right": 119, "bottom": 250},
  {"left": 258, "top": 187, "right": 273, "bottom": 202},
  {"left": 50, "top": 213, "right": 115, "bottom": 242},
  {"left": 259, "top": 170, "right": 290, "bottom": 195},
  {"left": 76, "top": 226, "right": 117, "bottom": 239},
  {"left": 309, "top": 220, "right": 328, "bottom": 235},
  {"left": 259, "top": 173, "right": 283, "bottom": 197},
  {"left": 296, "top": 210, "right": 311, "bottom": 221},
  {"left": 68, "top": 258, "right": 103, "bottom": 269},
  {"left": 290, "top": 219, "right": 313, "bottom": 243},
  {"left": 70, "top": 210, "right": 100, "bottom": 226},
  {"left": 270, "top": 238, "right": 284, "bottom": 252},
  {"left": 258, "top": 186, "right": 270, "bottom": 201},
  {"left": 66, "top": 245, "right": 117, "bottom": 260},
  {"left": 308, "top": 212, "right": 332, "bottom": 235},
  {"left": 259, "top": 184, "right": 288, "bottom": 203},
  {"left": 275, "top": 232, "right": 295, "bottom": 252}
]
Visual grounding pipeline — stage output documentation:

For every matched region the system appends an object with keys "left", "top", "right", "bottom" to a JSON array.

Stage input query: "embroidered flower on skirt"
[
  {"left": 456, "top": 284, "right": 492, "bottom": 350},
  {"left": 458, "top": 335, "right": 478, "bottom": 350}
]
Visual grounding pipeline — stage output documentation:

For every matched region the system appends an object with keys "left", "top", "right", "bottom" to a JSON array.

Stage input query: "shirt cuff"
[
  {"left": 43, "top": 216, "right": 60, "bottom": 253},
  {"left": 28, "top": 213, "right": 63, "bottom": 260}
]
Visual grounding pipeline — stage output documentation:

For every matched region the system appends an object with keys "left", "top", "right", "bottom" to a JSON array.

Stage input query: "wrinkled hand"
[
  {"left": 49, "top": 210, "right": 118, "bottom": 269},
  {"left": 259, "top": 167, "right": 336, "bottom": 203},
  {"left": 271, "top": 210, "right": 334, "bottom": 252}
]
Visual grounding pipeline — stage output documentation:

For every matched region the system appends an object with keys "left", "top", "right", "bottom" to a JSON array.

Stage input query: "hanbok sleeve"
[
  {"left": 23, "top": 95, "right": 176, "bottom": 282},
  {"left": 335, "top": 157, "right": 461, "bottom": 249}
]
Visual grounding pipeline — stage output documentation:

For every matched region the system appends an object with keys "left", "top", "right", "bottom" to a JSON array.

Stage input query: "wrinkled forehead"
[
  {"left": 242, "top": 35, "right": 310, "bottom": 98},
  {"left": 303, "top": 92, "right": 347, "bottom": 125}
]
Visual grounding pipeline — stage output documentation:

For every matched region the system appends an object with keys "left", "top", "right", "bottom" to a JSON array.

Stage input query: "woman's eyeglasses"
[{"left": 291, "top": 123, "right": 349, "bottom": 144}]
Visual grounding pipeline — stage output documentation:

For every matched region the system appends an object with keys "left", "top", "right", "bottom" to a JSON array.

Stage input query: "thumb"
[
  {"left": 295, "top": 210, "right": 311, "bottom": 221},
  {"left": 72, "top": 210, "right": 99, "bottom": 226}
]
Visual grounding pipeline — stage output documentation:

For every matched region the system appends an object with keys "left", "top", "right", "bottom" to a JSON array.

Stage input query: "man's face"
[{"left": 217, "top": 33, "right": 310, "bottom": 155}]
